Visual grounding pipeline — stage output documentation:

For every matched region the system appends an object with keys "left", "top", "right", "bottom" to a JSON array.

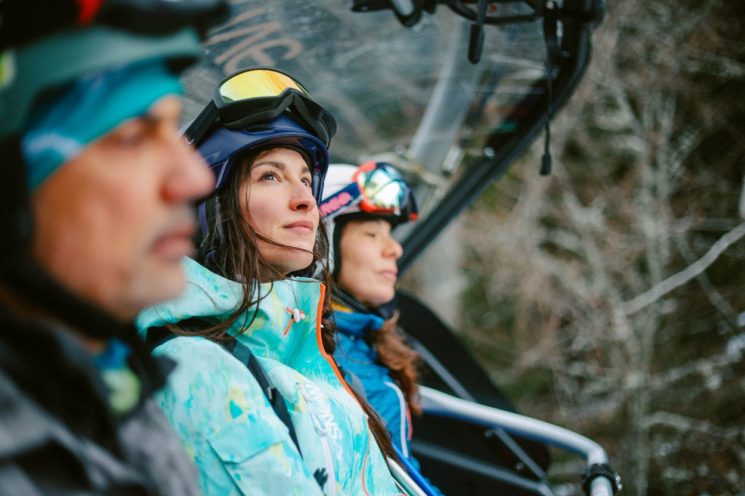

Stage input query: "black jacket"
[{"left": 0, "top": 300, "right": 200, "bottom": 495}]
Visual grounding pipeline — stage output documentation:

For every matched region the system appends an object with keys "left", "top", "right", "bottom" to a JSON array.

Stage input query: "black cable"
[
  {"left": 468, "top": 0, "right": 489, "bottom": 63},
  {"left": 541, "top": 0, "right": 558, "bottom": 176}
]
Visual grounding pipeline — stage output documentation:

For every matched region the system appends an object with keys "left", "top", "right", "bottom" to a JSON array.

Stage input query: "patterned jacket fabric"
[{"left": 137, "top": 257, "right": 401, "bottom": 495}]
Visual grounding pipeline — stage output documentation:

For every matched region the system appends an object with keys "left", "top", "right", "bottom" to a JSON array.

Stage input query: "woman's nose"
[
  {"left": 384, "top": 236, "right": 403, "bottom": 260},
  {"left": 289, "top": 181, "right": 316, "bottom": 211}
]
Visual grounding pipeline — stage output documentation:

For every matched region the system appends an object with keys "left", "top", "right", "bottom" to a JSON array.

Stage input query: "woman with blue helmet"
[{"left": 137, "top": 68, "right": 402, "bottom": 495}]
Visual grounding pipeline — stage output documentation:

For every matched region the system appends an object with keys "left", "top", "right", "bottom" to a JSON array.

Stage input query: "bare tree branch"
[
  {"left": 622, "top": 222, "right": 745, "bottom": 315},
  {"left": 673, "top": 231, "right": 739, "bottom": 329}
]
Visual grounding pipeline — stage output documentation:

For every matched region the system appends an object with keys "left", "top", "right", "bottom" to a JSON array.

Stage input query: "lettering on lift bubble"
[{"left": 207, "top": 6, "right": 304, "bottom": 74}]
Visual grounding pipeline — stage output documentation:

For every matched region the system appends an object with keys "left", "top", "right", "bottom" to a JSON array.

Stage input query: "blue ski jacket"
[
  {"left": 332, "top": 305, "right": 445, "bottom": 496},
  {"left": 331, "top": 307, "right": 415, "bottom": 461}
]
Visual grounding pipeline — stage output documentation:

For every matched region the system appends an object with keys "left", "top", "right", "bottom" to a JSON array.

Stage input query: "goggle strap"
[
  {"left": 407, "top": 188, "right": 419, "bottom": 219},
  {"left": 285, "top": 94, "right": 332, "bottom": 145},
  {"left": 312, "top": 169, "right": 325, "bottom": 204},
  {"left": 319, "top": 182, "right": 362, "bottom": 220},
  {"left": 286, "top": 94, "right": 330, "bottom": 145},
  {"left": 220, "top": 92, "right": 332, "bottom": 147},
  {"left": 222, "top": 105, "right": 288, "bottom": 132},
  {"left": 184, "top": 100, "right": 220, "bottom": 147},
  {"left": 218, "top": 91, "right": 295, "bottom": 124}
]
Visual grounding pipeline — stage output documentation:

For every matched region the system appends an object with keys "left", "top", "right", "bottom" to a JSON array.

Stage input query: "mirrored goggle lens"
[
  {"left": 218, "top": 69, "right": 309, "bottom": 103},
  {"left": 357, "top": 166, "right": 415, "bottom": 216}
]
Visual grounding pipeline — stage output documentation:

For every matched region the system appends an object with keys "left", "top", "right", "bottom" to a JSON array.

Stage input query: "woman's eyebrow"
[
  {"left": 252, "top": 160, "right": 286, "bottom": 171},
  {"left": 252, "top": 160, "right": 311, "bottom": 176}
]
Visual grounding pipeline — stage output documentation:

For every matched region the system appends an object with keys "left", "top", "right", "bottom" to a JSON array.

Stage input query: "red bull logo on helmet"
[{"left": 319, "top": 190, "right": 355, "bottom": 218}]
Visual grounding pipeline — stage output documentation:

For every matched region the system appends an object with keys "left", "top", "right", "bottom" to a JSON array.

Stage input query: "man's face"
[{"left": 31, "top": 97, "right": 214, "bottom": 320}]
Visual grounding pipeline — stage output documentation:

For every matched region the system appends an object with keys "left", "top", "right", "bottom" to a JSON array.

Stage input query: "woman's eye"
[{"left": 260, "top": 171, "right": 279, "bottom": 182}]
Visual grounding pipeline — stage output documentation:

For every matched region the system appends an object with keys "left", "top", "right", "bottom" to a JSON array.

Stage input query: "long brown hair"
[
  {"left": 373, "top": 313, "right": 422, "bottom": 416},
  {"left": 177, "top": 146, "right": 398, "bottom": 459}
]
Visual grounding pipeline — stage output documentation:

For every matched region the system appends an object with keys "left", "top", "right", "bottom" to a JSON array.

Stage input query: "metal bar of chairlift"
[
  {"left": 412, "top": 440, "right": 555, "bottom": 496},
  {"left": 420, "top": 386, "right": 616, "bottom": 496},
  {"left": 486, "top": 426, "right": 549, "bottom": 482},
  {"left": 410, "top": 334, "right": 549, "bottom": 482},
  {"left": 408, "top": 336, "right": 477, "bottom": 401}
]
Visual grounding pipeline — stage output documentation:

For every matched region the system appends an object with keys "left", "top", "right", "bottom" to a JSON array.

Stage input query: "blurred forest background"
[{"left": 403, "top": 0, "right": 745, "bottom": 494}]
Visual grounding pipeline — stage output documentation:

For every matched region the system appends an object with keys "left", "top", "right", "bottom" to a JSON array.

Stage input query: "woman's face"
[
  {"left": 338, "top": 219, "right": 403, "bottom": 308},
  {"left": 239, "top": 147, "right": 319, "bottom": 277}
]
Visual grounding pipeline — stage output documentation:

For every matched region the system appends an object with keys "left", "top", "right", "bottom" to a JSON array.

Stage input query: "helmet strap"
[
  {"left": 196, "top": 195, "right": 224, "bottom": 272},
  {"left": 0, "top": 136, "right": 32, "bottom": 271},
  {"left": 331, "top": 216, "right": 348, "bottom": 281}
]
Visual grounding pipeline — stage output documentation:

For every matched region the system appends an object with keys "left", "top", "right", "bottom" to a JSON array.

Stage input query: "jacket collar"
[
  {"left": 331, "top": 285, "right": 397, "bottom": 320},
  {"left": 137, "top": 258, "right": 326, "bottom": 370},
  {"left": 331, "top": 304, "right": 385, "bottom": 339}
]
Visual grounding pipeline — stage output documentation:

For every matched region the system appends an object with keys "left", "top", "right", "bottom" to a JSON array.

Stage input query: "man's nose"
[{"left": 162, "top": 134, "right": 214, "bottom": 203}]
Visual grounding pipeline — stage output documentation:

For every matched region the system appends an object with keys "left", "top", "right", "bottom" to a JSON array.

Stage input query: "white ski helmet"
[{"left": 319, "top": 161, "right": 417, "bottom": 277}]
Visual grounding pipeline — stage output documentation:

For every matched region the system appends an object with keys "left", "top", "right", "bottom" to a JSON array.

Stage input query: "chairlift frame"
[
  {"left": 400, "top": 0, "right": 604, "bottom": 271},
  {"left": 421, "top": 387, "right": 620, "bottom": 496}
]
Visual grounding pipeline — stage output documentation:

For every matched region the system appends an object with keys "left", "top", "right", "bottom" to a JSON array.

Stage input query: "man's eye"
[{"left": 302, "top": 177, "right": 312, "bottom": 187}]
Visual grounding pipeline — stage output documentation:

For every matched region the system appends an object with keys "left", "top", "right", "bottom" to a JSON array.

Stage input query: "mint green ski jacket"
[{"left": 137, "top": 258, "right": 400, "bottom": 496}]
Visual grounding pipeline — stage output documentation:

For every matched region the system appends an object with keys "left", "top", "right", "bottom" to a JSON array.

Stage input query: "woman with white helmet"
[
  {"left": 137, "top": 69, "right": 401, "bottom": 495},
  {"left": 320, "top": 162, "right": 438, "bottom": 491}
]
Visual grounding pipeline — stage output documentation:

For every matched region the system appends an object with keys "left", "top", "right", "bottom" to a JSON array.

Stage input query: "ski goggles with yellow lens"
[
  {"left": 320, "top": 161, "right": 418, "bottom": 223},
  {"left": 184, "top": 67, "right": 337, "bottom": 147}
]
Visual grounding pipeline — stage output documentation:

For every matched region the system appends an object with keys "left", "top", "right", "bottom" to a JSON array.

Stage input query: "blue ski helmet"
[
  {"left": 197, "top": 112, "right": 329, "bottom": 202},
  {"left": 195, "top": 112, "right": 330, "bottom": 246}
]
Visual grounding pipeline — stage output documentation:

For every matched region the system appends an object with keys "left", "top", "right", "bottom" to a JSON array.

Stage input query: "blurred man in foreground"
[{"left": 0, "top": 0, "right": 227, "bottom": 492}]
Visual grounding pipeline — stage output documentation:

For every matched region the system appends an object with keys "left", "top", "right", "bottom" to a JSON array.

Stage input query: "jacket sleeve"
[{"left": 152, "top": 336, "right": 324, "bottom": 496}]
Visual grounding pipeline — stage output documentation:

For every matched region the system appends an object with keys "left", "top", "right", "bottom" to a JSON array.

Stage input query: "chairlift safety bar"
[{"left": 420, "top": 386, "right": 618, "bottom": 496}]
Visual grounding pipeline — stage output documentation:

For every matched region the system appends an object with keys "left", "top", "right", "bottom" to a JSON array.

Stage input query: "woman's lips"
[
  {"left": 284, "top": 220, "right": 315, "bottom": 234},
  {"left": 379, "top": 269, "right": 398, "bottom": 281}
]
